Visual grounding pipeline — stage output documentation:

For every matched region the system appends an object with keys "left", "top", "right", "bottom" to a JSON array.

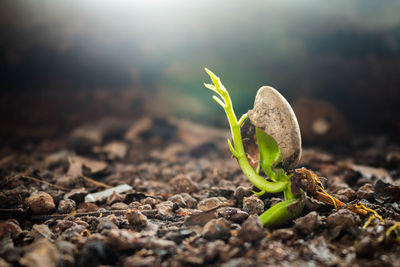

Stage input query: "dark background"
[{"left": 1, "top": 0, "right": 400, "bottom": 145}]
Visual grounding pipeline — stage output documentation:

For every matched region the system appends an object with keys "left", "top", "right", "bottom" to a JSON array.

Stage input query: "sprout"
[{"left": 204, "top": 68, "right": 304, "bottom": 227}]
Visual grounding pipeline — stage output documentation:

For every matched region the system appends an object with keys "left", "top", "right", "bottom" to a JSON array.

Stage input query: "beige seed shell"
[{"left": 247, "top": 86, "right": 302, "bottom": 170}]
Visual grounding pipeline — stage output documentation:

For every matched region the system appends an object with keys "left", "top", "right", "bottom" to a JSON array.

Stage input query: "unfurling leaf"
[{"left": 256, "top": 127, "right": 283, "bottom": 181}]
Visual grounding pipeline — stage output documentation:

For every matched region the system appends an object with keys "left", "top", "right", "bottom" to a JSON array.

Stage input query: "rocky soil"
[{"left": 0, "top": 115, "right": 400, "bottom": 267}]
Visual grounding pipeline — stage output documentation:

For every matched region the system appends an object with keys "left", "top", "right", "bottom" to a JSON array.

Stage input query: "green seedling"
[
  {"left": 203, "top": 68, "right": 399, "bottom": 233},
  {"left": 203, "top": 68, "right": 305, "bottom": 227}
]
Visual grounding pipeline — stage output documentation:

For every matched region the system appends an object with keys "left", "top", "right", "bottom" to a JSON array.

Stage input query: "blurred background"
[{"left": 1, "top": 0, "right": 400, "bottom": 146}]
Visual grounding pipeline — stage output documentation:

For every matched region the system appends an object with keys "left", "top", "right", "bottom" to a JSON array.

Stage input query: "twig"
[
  {"left": 81, "top": 175, "right": 112, "bottom": 189},
  {"left": 21, "top": 175, "right": 69, "bottom": 191}
]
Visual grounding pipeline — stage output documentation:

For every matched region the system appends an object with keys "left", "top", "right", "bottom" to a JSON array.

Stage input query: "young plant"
[
  {"left": 203, "top": 68, "right": 400, "bottom": 234},
  {"left": 203, "top": 68, "right": 304, "bottom": 227}
]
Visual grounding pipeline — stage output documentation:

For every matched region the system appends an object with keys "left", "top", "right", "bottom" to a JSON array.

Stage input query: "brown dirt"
[{"left": 0, "top": 115, "right": 400, "bottom": 267}]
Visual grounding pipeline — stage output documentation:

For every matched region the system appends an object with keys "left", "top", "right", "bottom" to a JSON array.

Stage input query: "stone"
[
  {"left": 336, "top": 187, "right": 356, "bottom": 201},
  {"left": 0, "top": 220, "right": 22, "bottom": 240},
  {"left": 148, "top": 238, "right": 176, "bottom": 250},
  {"left": 326, "top": 209, "right": 360, "bottom": 239},
  {"left": 140, "top": 197, "right": 159, "bottom": 208},
  {"left": 123, "top": 256, "right": 156, "bottom": 267},
  {"left": 240, "top": 215, "right": 264, "bottom": 242},
  {"left": 234, "top": 186, "right": 252, "bottom": 203},
  {"left": 19, "top": 239, "right": 59, "bottom": 267},
  {"left": 111, "top": 202, "right": 129, "bottom": 210},
  {"left": 125, "top": 209, "right": 148, "bottom": 228},
  {"left": 155, "top": 201, "right": 174, "bottom": 218},
  {"left": 197, "top": 197, "right": 225, "bottom": 211},
  {"left": 168, "top": 194, "right": 187, "bottom": 208},
  {"left": 106, "top": 191, "right": 125, "bottom": 205},
  {"left": 64, "top": 188, "right": 88, "bottom": 203},
  {"left": 221, "top": 258, "right": 255, "bottom": 267},
  {"left": 27, "top": 192, "right": 55, "bottom": 214},
  {"left": 270, "top": 229, "right": 295, "bottom": 241},
  {"left": 106, "top": 229, "right": 144, "bottom": 251},
  {"left": 97, "top": 217, "right": 118, "bottom": 234},
  {"left": 29, "top": 224, "right": 54, "bottom": 241},
  {"left": 242, "top": 196, "right": 264, "bottom": 215},
  {"left": 355, "top": 236, "right": 376, "bottom": 258},
  {"left": 202, "top": 218, "right": 231, "bottom": 240},
  {"left": 294, "top": 211, "right": 321, "bottom": 235},
  {"left": 356, "top": 183, "right": 374, "bottom": 201},
  {"left": 55, "top": 240, "right": 75, "bottom": 267},
  {"left": 168, "top": 193, "right": 197, "bottom": 209},
  {"left": 217, "top": 207, "right": 249, "bottom": 223},
  {"left": 180, "top": 193, "right": 198, "bottom": 209},
  {"left": 58, "top": 199, "right": 76, "bottom": 213},
  {"left": 170, "top": 174, "right": 198, "bottom": 194}
]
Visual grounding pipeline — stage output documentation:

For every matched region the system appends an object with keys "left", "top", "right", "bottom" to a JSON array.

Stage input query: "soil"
[{"left": 1, "top": 113, "right": 400, "bottom": 267}]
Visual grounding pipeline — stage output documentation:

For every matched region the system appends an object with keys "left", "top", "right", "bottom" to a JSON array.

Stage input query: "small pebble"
[
  {"left": 228, "top": 236, "right": 244, "bottom": 247},
  {"left": 149, "top": 238, "right": 177, "bottom": 250},
  {"left": 0, "top": 220, "right": 23, "bottom": 240},
  {"left": 202, "top": 218, "right": 231, "bottom": 240},
  {"left": 234, "top": 186, "right": 252, "bottom": 203},
  {"left": 221, "top": 257, "right": 255, "bottom": 267},
  {"left": 58, "top": 199, "right": 76, "bottom": 214},
  {"left": 106, "top": 229, "right": 144, "bottom": 251},
  {"left": 217, "top": 207, "right": 249, "bottom": 223},
  {"left": 138, "top": 204, "right": 152, "bottom": 211},
  {"left": 197, "top": 197, "right": 225, "bottom": 211},
  {"left": 271, "top": 229, "right": 295, "bottom": 241},
  {"left": 355, "top": 236, "right": 375, "bottom": 258},
  {"left": 168, "top": 194, "right": 187, "bottom": 208},
  {"left": 336, "top": 187, "right": 356, "bottom": 201},
  {"left": 123, "top": 256, "right": 156, "bottom": 267},
  {"left": 170, "top": 174, "right": 199, "bottom": 193},
  {"left": 326, "top": 209, "right": 360, "bottom": 238},
  {"left": 55, "top": 240, "right": 75, "bottom": 267},
  {"left": 140, "top": 197, "right": 158, "bottom": 207},
  {"left": 168, "top": 193, "right": 197, "bottom": 208},
  {"left": 180, "top": 193, "right": 198, "bottom": 208},
  {"left": 125, "top": 209, "right": 148, "bottom": 228},
  {"left": 294, "top": 211, "right": 321, "bottom": 235},
  {"left": 97, "top": 217, "right": 118, "bottom": 234},
  {"left": 356, "top": 184, "right": 375, "bottom": 201},
  {"left": 156, "top": 201, "right": 174, "bottom": 218},
  {"left": 64, "top": 188, "right": 88, "bottom": 203},
  {"left": 27, "top": 192, "right": 56, "bottom": 214},
  {"left": 242, "top": 196, "right": 264, "bottom": 215},
  {"left": 106, "top": 192, "right": 125, "bottom": 205},
  {"left": 240, "top": 215, "right": 264, "bottom": 242},
  {"left": 19, "top": 238, "right": 59, "bottom": 267},
  {"left": 129, "top": 201, "right": 141, "bottom": 209},
  {"left": 111, "top": 202, "right": 129, "bottom": 210}
]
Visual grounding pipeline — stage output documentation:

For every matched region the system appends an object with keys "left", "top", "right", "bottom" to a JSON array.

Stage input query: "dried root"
[{"left": 295, "top": 168, "right": 344, "bottom": 208}]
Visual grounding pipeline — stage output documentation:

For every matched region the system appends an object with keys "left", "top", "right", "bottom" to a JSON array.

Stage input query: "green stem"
[
  {"left": 283, "top": 182, "right": 295, "bottom": 200},
  {"left": 205, "top": 68, "right": 287, "bottom": 193}
]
